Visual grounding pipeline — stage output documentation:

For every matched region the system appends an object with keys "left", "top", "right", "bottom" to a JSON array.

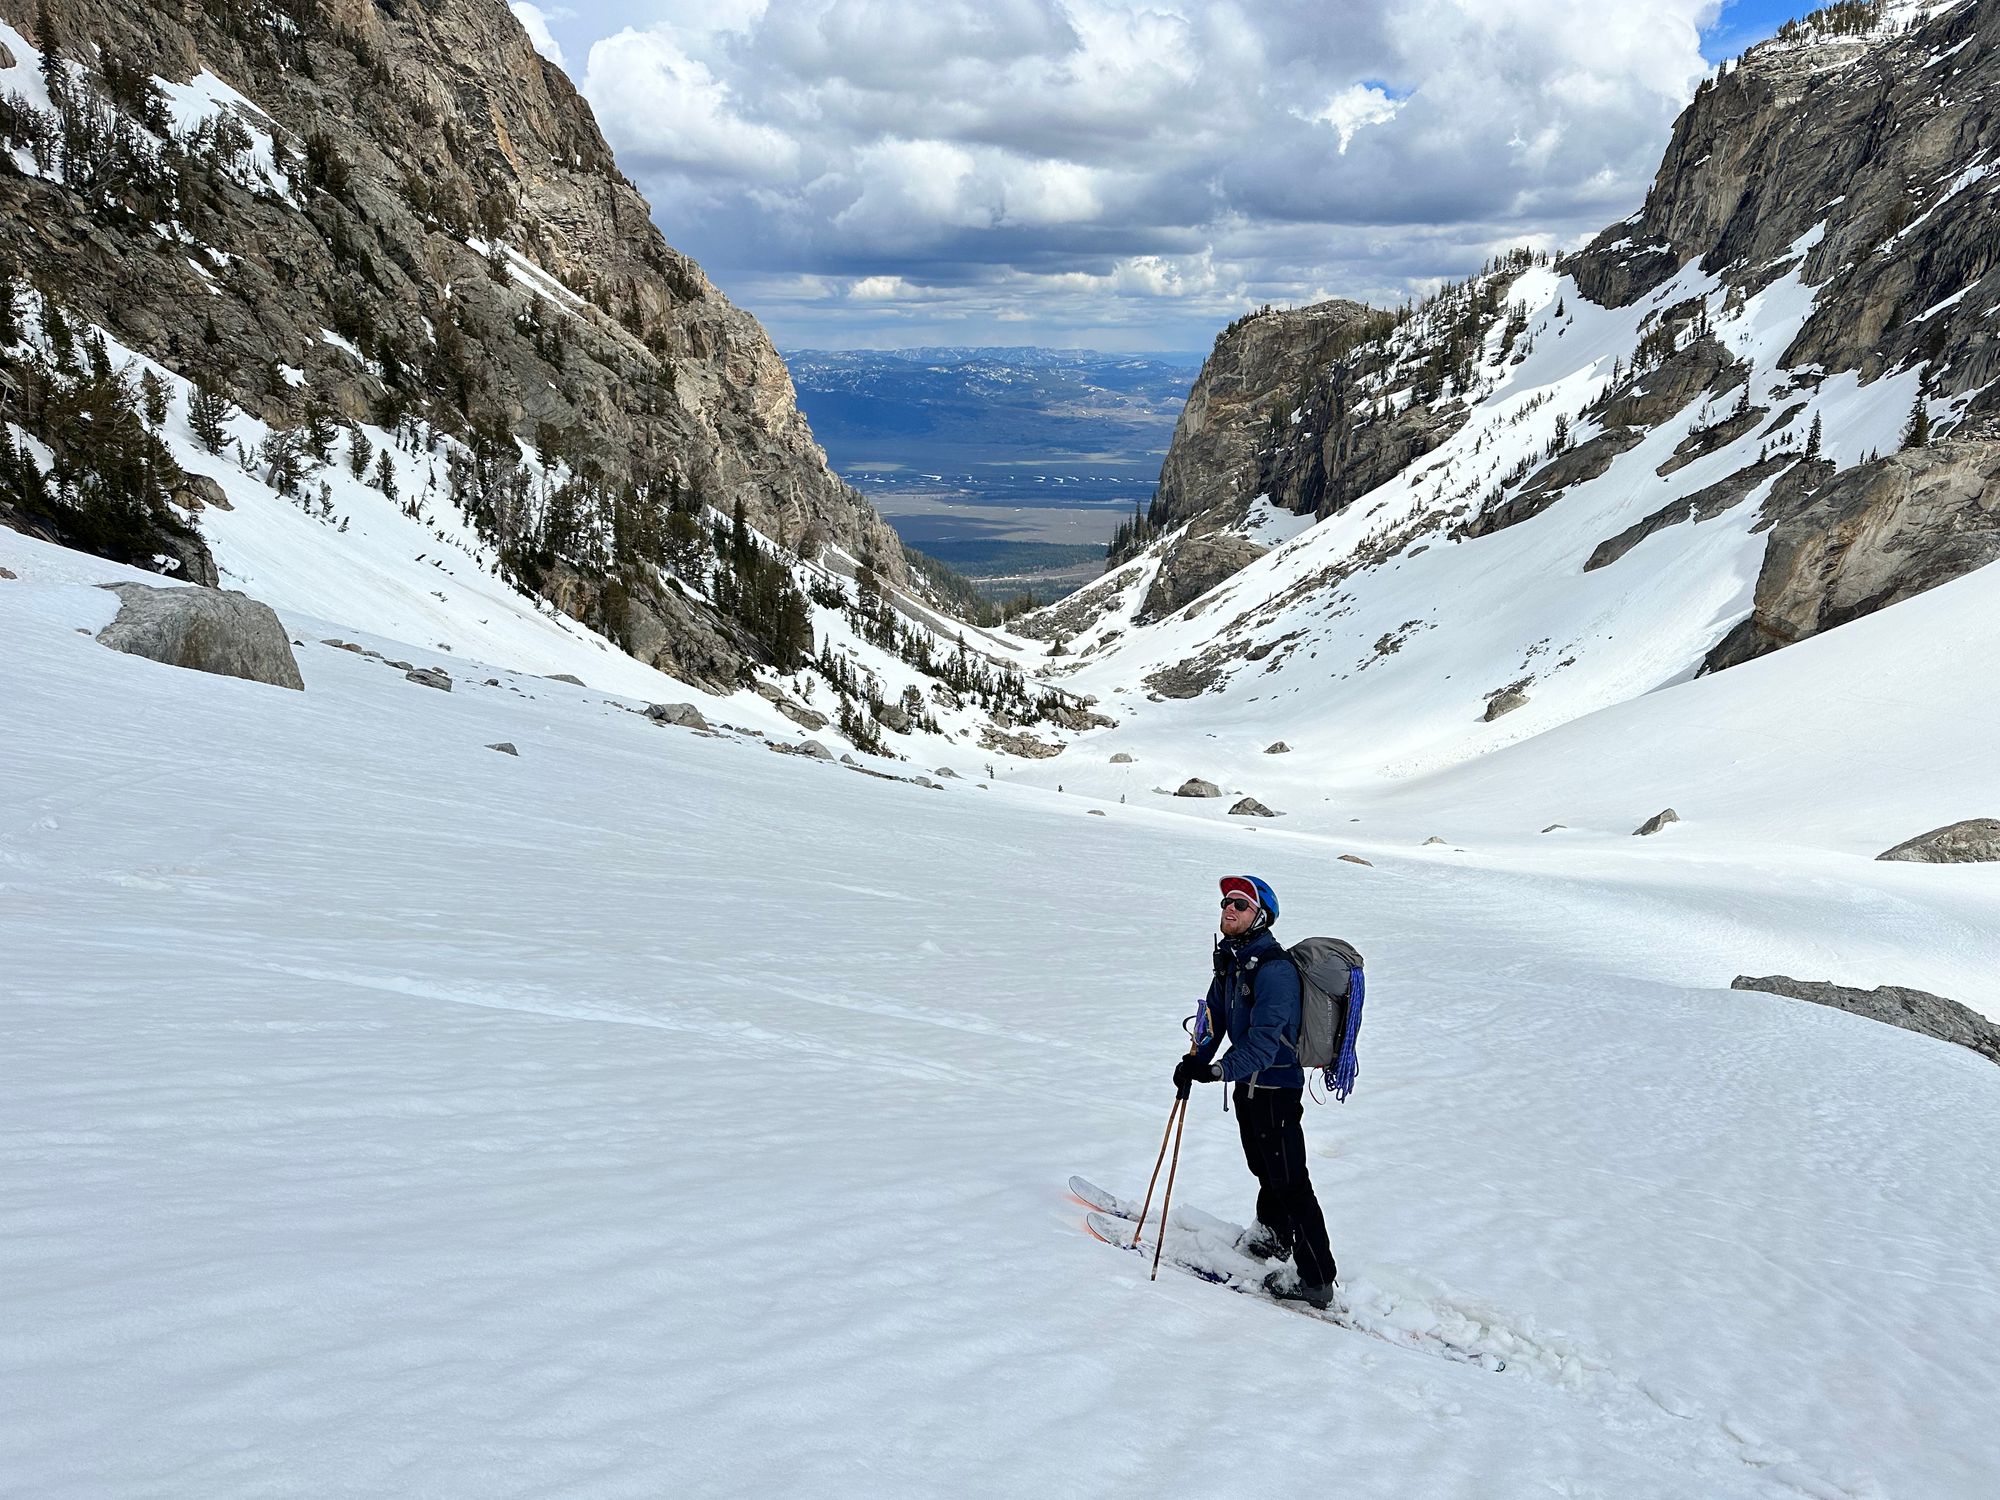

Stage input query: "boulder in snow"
[
  {"left": 94, "top": 582, "right": 303, "bottom": 691},
  {"left": 1876, "top": 819, "right": 2000, "bottom": 864},
  {"left": 1731, "top": 975, "right": 2000, "bottom": 1067},
  {"left": 1483, "top": 687, "right": 1529, "bottom": 721},
  {"left": 406, "top": 667, "right": 452, "bottom": 692},
  {"left": 546, "top": 673, "right": 587, "bottom": 687},
  {"left": 487, "top": 742, "right": 518, "bottom": 756},
  {"left": 1263, "top": 741, "right": 1290, "bottom": 754},
  {"left": 646, "top": 702, "right": 709, "bottom": 731},
  {"left": 1338, "top": 854, "right": 1373, "bottom": 866},
  {"left": 1633, "top": 808, "right": 1680, "bottom": 836},
  {"left": 1422, "top": 836, "right": 1449, "bottom": 846},
  {"left": 1229, "top": 797, "right": 1277, "bottom": 817},
  {"left": 797, "top": 740, "right": 835, "bottom": 761},
  {"left": 933, "top": 767, "right": 959, "bottom": 779},
  {"left": 1109, "top": 752, "right": 1136, "bottom": 763},
  {"left": 1174, "top": 778, "right": 1222, "bottom": 798}
]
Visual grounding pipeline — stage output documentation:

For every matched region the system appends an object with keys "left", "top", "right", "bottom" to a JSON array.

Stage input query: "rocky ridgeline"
[
  {"left": 0, "top": 0, "right": 906, "bottom": 689},
  {"left": 1064, "top": 0, "right": 2000, "bottom": 667}
]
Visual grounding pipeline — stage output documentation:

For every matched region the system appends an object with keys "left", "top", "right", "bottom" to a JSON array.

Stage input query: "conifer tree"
[
  {"left": 188, "top": 377, "right": 233, "bottom": 453},
  {"left": 1902, "top": 393, "right": 1931, "bottom": 450}
]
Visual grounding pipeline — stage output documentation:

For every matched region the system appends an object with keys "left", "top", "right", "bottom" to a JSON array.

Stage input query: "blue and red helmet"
[{"left": 1219, "top": 875, "right": 1279, "bottom": 921}]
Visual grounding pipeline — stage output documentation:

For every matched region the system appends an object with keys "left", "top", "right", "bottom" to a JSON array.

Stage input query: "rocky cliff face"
[
  {"left": 1096, "top": 0, "right": 2000, "bottom": 658},
  {"left": 0, "top": 0, "right": 904, "bottom": 687}
]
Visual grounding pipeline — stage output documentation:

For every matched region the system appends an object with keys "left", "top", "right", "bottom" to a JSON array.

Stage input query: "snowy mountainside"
[
  {"left": 0, "top": 280, "right": 1068, "bottom": 761},
  {"left": 1016, "top": 0, "right": 2000, "bottom": 855},
  {"left": 5, "top": 527, "right": 1999, "bottom": 1498},
  {"left": 0, "top": 0, "right": 934, "bottom": 702}
]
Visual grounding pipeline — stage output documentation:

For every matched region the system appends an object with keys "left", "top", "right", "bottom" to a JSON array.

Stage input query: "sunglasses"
[{"left": 1219, "top": 897, "right": 1257, "bottom": 913}]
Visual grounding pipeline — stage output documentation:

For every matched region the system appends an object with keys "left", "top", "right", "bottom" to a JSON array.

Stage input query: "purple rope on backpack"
[{"left": 1328, "top": 967, "right": 1364, "bottom": 1102}]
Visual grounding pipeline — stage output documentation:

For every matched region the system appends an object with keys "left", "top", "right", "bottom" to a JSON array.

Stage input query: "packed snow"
[{"left": 4, "top": 527, "right": 1998, "bottom": 1498}]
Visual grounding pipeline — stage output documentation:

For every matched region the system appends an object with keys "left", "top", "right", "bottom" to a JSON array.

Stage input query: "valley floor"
[{"left": 4, "top": 532, "right": 1998, "bottom": 1499}]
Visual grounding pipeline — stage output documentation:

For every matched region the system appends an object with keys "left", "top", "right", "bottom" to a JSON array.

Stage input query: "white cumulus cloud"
[{"left": 509, "top": 2, "right": 566, "bottom": 68}]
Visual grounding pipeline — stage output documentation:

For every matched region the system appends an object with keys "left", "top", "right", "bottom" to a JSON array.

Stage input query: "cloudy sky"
[{"left": 513, "top": 1, "right": 1821, "bottom": 352}]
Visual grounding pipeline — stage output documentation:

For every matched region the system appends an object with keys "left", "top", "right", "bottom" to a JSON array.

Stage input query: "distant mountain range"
[{"left": 784, "top": 347, "right": 1204, "bottom": 598}]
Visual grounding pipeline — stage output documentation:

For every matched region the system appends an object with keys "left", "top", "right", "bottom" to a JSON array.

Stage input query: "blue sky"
[{"left": 514, "top": 2, "right": 1834, "bottom": 351}]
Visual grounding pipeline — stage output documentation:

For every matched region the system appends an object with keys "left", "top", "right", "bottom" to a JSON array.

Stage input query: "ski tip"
[{"left": 1082, "top": 1211, "right": 1137, "bottom": 1250}]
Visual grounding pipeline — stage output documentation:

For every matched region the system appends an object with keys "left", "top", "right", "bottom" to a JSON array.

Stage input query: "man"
[{"left": 1172, "top": 875, "right": 1340, "bottom": 1309}]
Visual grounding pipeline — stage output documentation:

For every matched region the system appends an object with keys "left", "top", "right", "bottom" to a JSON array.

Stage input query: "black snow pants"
[{"left": 1233, "top": 1082, "right": 1338, "bottom": 1287}]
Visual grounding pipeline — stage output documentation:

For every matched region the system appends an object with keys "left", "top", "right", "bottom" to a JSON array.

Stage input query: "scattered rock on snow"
[
  {"left": 486, "top": 742, "right": 518, "bottom": 756},
  {"left": 1633, "top": 808, "right": 1680, "bottom": 836},
  {"left": 645, "top": 702, "right": 709, "bottom": 730},
  {"left": 94, "top": 582, "right": 304, "bottom": 691},
  {"left": 1229, "top": 797, "right": 1277, "bottom": 817},
  {"left": 1175, "top": 778, "right": 1223, "bottom": 798},
  {"left": 1875, "top": 818, "right": 2000, "bottom": 864},
  {"left": 1731, "top": 975, "right": 2000, "bottom": 1067},
  {"left": 406, "top": 667, "right": 452, "bottom": 692}
]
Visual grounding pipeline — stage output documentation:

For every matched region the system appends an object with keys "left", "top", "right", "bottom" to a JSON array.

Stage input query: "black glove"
[{"left": 1173, "top": 1056, "right": 1219, "bottom": 1097}]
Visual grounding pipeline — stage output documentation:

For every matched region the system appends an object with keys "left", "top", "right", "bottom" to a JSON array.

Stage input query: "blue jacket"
[{"left": 1193, "top": 928, "right": 1304, "bottom": 1089}]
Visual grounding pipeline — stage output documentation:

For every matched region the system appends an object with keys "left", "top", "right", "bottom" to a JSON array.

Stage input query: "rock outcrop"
[
  {"left": 1705, "top": 443, "right": 2000, "bottom": 671},
  {"left": 1732, "top": 974, "right": 2000, "bottom": 1066},
  {"left": 95, "top": 581, "right": 303, "bottom": 689},
  {"left": 1634, "top": 808, "right": 1680, "bottom": 836},
  {"left": 1876, "top": 818, "right": 2000, "bottom": 864}
]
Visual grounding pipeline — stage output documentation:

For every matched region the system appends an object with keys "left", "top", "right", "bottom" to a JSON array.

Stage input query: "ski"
[{"left": 1078, "top": 1205, "right": 1506, "bottom": 1373}]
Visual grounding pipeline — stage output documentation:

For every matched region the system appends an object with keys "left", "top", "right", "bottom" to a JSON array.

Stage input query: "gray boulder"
[
  {"left": 95, "top": 582, "right": 303, "bottom": 690},
  {"left": 1229, "top": 797, "right": 1277, "bottom": 817},
  {"left": 1482, "top": 687, "right": 1529, "bottom": 721},
  {"left": 933, "top": 767, "right": 959, "bottom": 779},
  {"left": 1634, "top": 808, "right": 1680, "bottom": 836},
  {"left": 546, "top": 673, "right": 587, "bottom": 687},
  {"left": 1338, "top": 854, "right": 1373, "bottom": 866},
  {"left": 646, "top": 702, "right": 709, "bottom": 730},
  {"left": 1263, "top": 741, "right": 1290, "bottom": 754},
  {"left": 798, "top": 739, "right": 835, "bottom": 760},
  {"left": 1422, "top": 836, "right": 1448, "bottom": 846},
  {"left": 487, "top": 742, "right": 518, "bottom": 756},
  {"left": 406, "top": 667, "right": 452, "bottom": 692},
  {"left": 1542, "top": 823, "right": 1568, "bottom": 833},
  {"left": 1876, "top": 818, "right": 2000, "bottom": 864},
  {"left": 1732, "top": 975, "right": 2000, "bottom": 1067},
  {"left": 1110, "top": 752, "right": 1136, "bottom": 763},
  {"left": 1174, "top": 778, "right": 1222, "bottom": 798}
]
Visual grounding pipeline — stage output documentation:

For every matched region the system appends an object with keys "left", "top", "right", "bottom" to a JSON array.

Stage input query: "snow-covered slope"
[
  {"left": 1014, "top": 250, "right": 1999, "bottom": 863},
  {"left": 5, "top": 528, "right": 1999, "bottom": 1499}
]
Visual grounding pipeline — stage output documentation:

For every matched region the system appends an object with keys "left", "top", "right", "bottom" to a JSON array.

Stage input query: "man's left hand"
[{"left": 1173, "top": 1056, "right": 1220, "bottom": 1092}]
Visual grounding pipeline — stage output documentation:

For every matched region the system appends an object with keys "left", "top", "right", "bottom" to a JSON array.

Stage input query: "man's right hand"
[{"left": 1173, "top": 1056, "right": 1216, "bottom": 1097}]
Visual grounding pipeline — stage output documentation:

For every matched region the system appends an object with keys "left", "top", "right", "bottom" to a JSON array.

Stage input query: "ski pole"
[
  {"left": 1151, "top": 1092, "right": 1191, "bottom": 1282},
  {"left": 1129, "top": 1092, "right": 1184, "bottom": 1251}
]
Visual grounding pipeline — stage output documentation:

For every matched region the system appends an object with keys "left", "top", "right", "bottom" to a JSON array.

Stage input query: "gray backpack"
[{"left": 1285, "top": 938, "right": 1366, "bottom": 1100}]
